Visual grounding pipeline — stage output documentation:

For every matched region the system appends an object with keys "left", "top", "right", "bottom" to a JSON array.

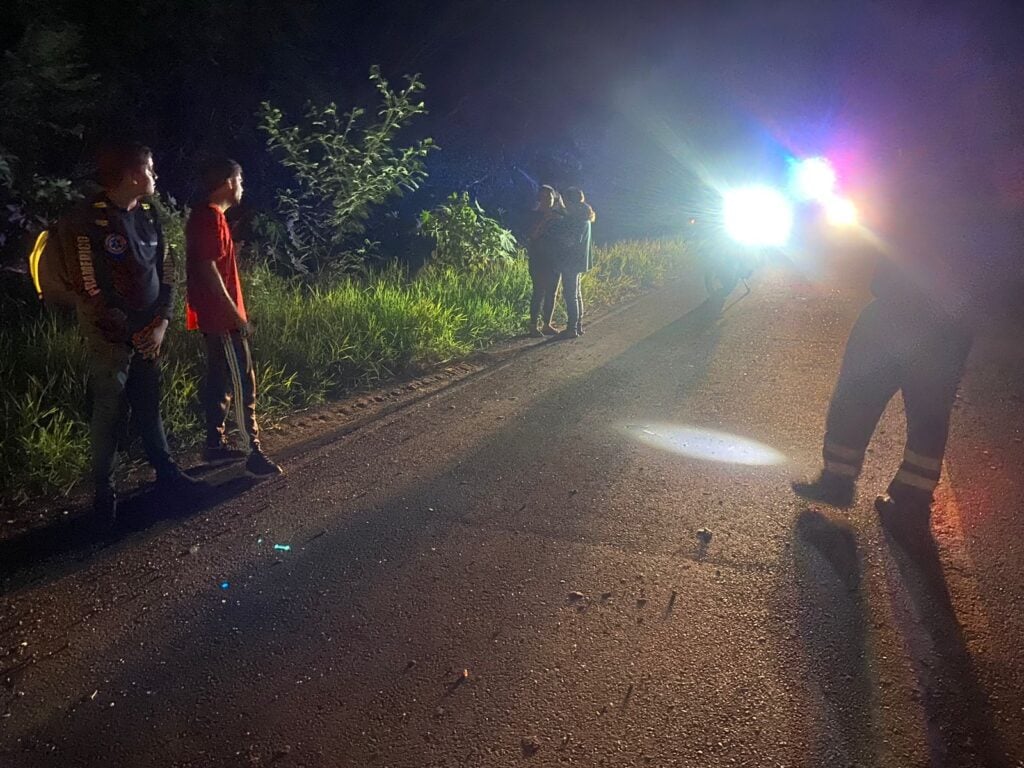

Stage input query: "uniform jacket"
[{"left": 59, "top": 193, "right": 174, "bottom": 342}]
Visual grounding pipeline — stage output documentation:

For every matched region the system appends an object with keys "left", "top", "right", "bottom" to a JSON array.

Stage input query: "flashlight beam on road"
[{"left": 624, "top": 423, "right": 786, "bottom": 466}]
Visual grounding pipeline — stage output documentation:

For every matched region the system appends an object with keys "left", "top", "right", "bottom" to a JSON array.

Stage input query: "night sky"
[{"left": 4, "top": 0, "right": 1024, "bottom": 242}]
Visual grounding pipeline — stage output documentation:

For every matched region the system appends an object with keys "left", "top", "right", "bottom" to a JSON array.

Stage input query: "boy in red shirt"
[{"left": 185, "top": 158, "right": 281, "bottom": 476}]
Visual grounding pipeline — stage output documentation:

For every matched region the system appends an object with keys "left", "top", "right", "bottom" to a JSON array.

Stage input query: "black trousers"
[
  {"left": 85, "top": 334, "right": 174, "bottom": 490},
  {"left": 203, "top": 331, "right": 260, "bottom": 452},
  {"left": 822, "top": 299, "right": 972, "bottom": 501},
  {"left": 528, "top": 257, "right": 558, "bottom": 326}
]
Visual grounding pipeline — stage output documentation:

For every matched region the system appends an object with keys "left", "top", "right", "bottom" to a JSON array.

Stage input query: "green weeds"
[{"left": 0, "top": 239, "right": 687, "bottom": 502}]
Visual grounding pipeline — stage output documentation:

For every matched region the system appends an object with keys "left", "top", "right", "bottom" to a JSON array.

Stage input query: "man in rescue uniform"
[
  {"left": 792, "top": 256, "right": 973, "bottom": 520},
  {"left": 788, "top": 117, "right": 1008, "bottom": 530},
  {"left": 790, "top": 0, "right": 1024, "bottom": 536},
  {"left": 62, "top": 143, "right": 205, "bottom": 523}
]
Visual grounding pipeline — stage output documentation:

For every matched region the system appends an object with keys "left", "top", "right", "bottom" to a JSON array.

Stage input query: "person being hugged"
[{"left": 185, "top": 158, "right": 282, "bottom": 476}]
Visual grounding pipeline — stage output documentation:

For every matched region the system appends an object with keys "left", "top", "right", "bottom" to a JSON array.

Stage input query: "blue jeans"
[{"left": 560, "top": 271, "right": 583, "bottom": 330}]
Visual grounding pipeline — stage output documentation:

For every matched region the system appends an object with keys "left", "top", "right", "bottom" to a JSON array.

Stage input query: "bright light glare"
[
  {"left": 792, "top": 157, "right": 836, "bottom": 201},
  {"left": 624, "top": 423, "right": 786, "bottom": 466},
  {"left": 825, "top": 196, "right": 858, "bottom": 227},
  {"left": 722, "top": 186, "right": 794, "bottom": 247}
]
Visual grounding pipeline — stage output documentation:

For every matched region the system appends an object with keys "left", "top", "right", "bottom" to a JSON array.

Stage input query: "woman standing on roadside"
[
  {"left": 554, "top": 187, "right": 595, "bottom": 338},
  {"left": 526, "top": 185, "right": 564, "bottom": 337}
]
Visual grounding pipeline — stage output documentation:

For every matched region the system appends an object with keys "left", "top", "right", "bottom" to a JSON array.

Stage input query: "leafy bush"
[
  {"left": 418, "top": 192, "right": 519, "bottom": 273},
  {"left": 258, "top": 67, "right": 436, "bottom": 272},
  {"left": 0, "top": 23, "right": 99, "bottom": 261}
]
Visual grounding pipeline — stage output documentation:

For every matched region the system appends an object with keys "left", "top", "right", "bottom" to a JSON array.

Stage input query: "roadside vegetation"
[
  {"left": 0, "top": 63, "right": 690, "bottom": 504},
  {"left": 0, "top": 237, "right": 687, "bottom": 502}
]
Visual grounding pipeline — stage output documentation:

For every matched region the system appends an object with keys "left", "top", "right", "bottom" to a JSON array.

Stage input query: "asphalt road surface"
[{"left": 1, "top": 264, "right": 1022, "bottom": 767}]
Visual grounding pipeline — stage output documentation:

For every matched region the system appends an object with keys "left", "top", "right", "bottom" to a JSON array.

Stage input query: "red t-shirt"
[{"left": 185, "top": 205, "right": 247, "bottom": 333}]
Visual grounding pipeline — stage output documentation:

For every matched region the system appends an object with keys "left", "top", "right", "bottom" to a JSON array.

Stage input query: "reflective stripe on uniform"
[
  {"left": 28, "top": 231, "right": 47, "bottom": 297},
  {"left": 824, "top": 441, "right": 864, "bottom": 462},
  {"left": 893, "top": 469, "right": 939, "bottom": 491},
  {"left": 825, "top": 460, "right": 860, "bottom": 478},
  {"left": 903, "top": 449, "right": 942, "bottom": 472}
]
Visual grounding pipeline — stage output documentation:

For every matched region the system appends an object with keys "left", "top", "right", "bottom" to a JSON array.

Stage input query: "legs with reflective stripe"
[
  {"left": 886, "top": 320, "right": 971, "bottom": 506},
  {"left": 822, "top": 300, "right": 900, "bottom": 482}
]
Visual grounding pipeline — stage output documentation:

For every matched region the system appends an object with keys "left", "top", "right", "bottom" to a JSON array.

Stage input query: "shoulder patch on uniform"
[
  {"left": 104, "top": 233, "right": 128, "bottom": 256},
  {"left": 92, "top": 201, "right": 109, "bottom": 209}
]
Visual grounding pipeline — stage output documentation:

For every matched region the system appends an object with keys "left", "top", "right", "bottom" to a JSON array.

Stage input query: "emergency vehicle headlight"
[
  {"left": 722, "top": 186, "right": 793, "bottom": 247},
  {"left": 791, "top": 157, "right": 836, "bottom": 201},
  {"left": 825, "top": 196, "right": 858, "bottom": 227}
]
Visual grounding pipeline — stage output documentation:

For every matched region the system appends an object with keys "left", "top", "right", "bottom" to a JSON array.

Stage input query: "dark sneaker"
[
  {"left": 93, "top": 488, "right": 118, "bottom": 528},
  {"left": 155, "top": 467, "right": 210, "bottom": 500},
  {"left": 528, "top": 326, "right": 545, "bottom": 338},
  {"left": 203, "top": 443, "right": 247, "bottom": 464},
  {"left": 540, "top": 324, "right": 560, "bottom": 337},
  {"left": 791, "top": 471, "right": 855, "bottom": 508},
  {"left": 556, "top": 328, "right": 580, "bottom": 340},
  {"left": 246, "top": 449, "right": 283, "bottom": 477},
  {"left": 575, "top": 323, "right": 585, "bottom": 335}
]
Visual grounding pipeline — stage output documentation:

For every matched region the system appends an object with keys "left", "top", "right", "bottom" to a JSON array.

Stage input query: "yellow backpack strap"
[{"left": 28, "top": 230, "right": 49, "bottom": 297}]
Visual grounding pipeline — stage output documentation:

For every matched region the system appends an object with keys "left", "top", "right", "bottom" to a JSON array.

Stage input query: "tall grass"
[{"left": 0, "top": 239, "right": 688, "bottom": 502}]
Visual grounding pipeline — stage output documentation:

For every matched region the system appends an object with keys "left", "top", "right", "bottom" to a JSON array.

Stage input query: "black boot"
[
  {"left": 93, "top": 486, "right": 118, "bottom": 528},
  {"left": 791, "top": 471, "right": 855, "bottom": 508},
  {"left": 875, "top": 492, "right": 933, "bottom": 551}
]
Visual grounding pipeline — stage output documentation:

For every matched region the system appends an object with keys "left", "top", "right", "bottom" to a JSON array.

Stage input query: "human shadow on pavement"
[
  {"left": 880, "top": 516, "right": 1010, "bottom": 768},
  {"left": 792, "top": 508, "right": 878, "bottom": 767},
  {"left": 0, "top": 474, "right": 259, "bottom": 593}
]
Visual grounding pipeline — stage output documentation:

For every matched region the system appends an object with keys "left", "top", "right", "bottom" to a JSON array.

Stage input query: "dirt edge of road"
[{"left": 0, "top": 279, "right": 677, "bottom": 541}]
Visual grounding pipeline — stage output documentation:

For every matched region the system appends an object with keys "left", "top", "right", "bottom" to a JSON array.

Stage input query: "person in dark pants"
[
  {"left": 526, "top": 185, "right": 563, "bottom": 337},
  {"left": 185, "top": 158, "right": 281, "bottom": 477},
  {"left": 793, "top": 259, "right": 973, "bottom": 519},
  {"left": 61, "top": 143, "right": 206, "bottom": 523},
  {"left": 553, "top": 187, "right": 595, "bottom": 339}
]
